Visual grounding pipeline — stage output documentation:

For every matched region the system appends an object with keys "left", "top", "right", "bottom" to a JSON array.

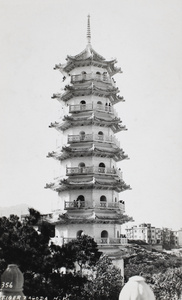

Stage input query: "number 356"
[{"left": 1, "top": 282, "right": 13, "bottom": 288}]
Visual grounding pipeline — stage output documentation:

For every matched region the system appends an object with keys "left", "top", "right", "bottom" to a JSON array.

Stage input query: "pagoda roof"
[
  {"left": 54, "top": 45, "right": 122, "bottom": 76},
  {"left": 49, "top": 112, "right": 127, "bottom": 133},
  {"left": 47, "top": 144, "right": 129, "bottom": 162},
  {"left": 52, "top": 83, "right": 124, "bottom": 104},
  {"left": 45, "top": 176, "right": 131, "bottom": 193}
]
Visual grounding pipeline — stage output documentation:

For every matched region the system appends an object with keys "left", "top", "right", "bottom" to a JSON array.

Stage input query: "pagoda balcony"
[
  {"left": 64, "top": 201, "right": 125, "bottom": 211},
  {"left": 68, "top": 133, "right": 120, "bottom": 147},
  {"left": 69, "top": 103, "right": 114, "bottom": 114},
  {"left": 66, "top": 166, "right": 122, "bottom": 178},
  {"left": 95, "top": 201, "right": 125, "bottom": 212},
  {"left": 71, "top": 72, "right": 116, "bottom": 87}
]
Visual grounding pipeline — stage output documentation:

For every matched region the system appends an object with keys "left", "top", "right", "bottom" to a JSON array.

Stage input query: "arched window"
[
  {"left": 101, "top": 230, "right": 108, "bottom": 244},
  {"left": 101, "top": 230, "right": 108, "bottom": 238},
  {"left": 97, "top": 100, "right": 102, "bottom": 105},
  {"left": 100, "top": 195, "right": 107, "bottom": 207},
  {"left": 79, "top": 131, "right": 85, "bottom": 141},
  {"left": 78, "top": 162, "right": 85, "bottom": 168},
  {"left": 80, "top": 100, "right": 86, "bottom": 104},
  {"left": 82, "top": 71, "right": 87, "bottom": 74},
  {"left": 98, "top": 162, "right": 105, "bottom": 173},
  {"left": 96, "top": 71, "right": 101, "bottom": 75},
  {"left": 98, "top": 131, "right": 104, "bottom": 141}
]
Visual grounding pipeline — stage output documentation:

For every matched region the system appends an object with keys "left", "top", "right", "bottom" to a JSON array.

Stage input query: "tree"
[
  {"left": 62, "top": 235, "right": 101, "bottom": 274},
  {"left": 0, "top": 211, "right": 79, "bottom": 298},
  {"left": 81, "top": 255, "right": 123, "bottom": 300}
]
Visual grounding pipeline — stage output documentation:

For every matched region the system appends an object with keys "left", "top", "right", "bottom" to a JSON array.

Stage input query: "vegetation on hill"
[
  {"left": 0, "top": 209, "right": 122, "bottom": 300},
  {"left": 124, "top": 244, "right": 182, "bottom": 300},
  {"left": 0, "top": 209, "right": 182, "bottom": 300}
]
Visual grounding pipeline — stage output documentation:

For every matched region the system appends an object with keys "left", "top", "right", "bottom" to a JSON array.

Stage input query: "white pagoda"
[{"left": 46, "top": 16, "right": 131, "bottom": 263}]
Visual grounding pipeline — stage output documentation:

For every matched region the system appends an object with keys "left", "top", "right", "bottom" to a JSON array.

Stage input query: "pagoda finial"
[{"left": 87, "top": 14, "right": 91, "bottom": 45}]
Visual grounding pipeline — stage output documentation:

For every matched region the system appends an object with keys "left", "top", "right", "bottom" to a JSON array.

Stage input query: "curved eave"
[
  {"left": 49, "top": 116, "right": 127, "bottom": 132},
  {"left": 45, "top": 178, "right": 131, "bottom": 193},
  {"left": 55, "top": 58, "right": 122, "bottom": 76},
  {"left": 60, "top": 84, "right": 119, "bottom": 101},
  {"left": 52, "top": 90, "right": 124, "bottom": 105},
  {"left": 47, "top": 147, "right": 129, "bottom": 162},
  {"left": 53, "top": 217, "right": 132, "bottom": 225}
]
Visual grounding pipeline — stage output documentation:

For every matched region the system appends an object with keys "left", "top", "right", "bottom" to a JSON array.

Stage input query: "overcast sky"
[{"left": 0, "top": 0, "right": 182, "bottom": 230}]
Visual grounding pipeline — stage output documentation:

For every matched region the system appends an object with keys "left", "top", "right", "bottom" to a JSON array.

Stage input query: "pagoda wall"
[
  {"left": 62, "top": 156, "right": 116, "bottom": 168},
  {"left": 70, "top": 65, "right": 108, "bottom": 76},
  {"left": 64, "top": 125, "right": 116, "bottom": 137},
  {"left": 55, "top": 223, "right": 122, "bottom": 241},
  {"left": 57, "top": 189, "right": 119, "bottom": 205}
]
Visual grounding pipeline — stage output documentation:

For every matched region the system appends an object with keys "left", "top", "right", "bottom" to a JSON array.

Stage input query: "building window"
[{"left": 97, "top": 100, "right": 102, "bottom": 105}]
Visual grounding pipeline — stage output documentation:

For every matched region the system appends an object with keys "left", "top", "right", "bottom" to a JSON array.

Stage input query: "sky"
[{"left": 0, "top": 0, "right": 182, "bottom": 230}]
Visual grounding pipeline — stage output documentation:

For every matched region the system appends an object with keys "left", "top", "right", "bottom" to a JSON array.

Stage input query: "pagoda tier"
[
  {"left": 49, "top": 113, "right": 127, "bottom": 133},
  {"left": 45, "top": 176, "right": 131, "bottom": 193},
  {"left": 47, "top": 144, "right": 128, "bottom": 162},
  {"left": 52, "top": 85, "right": 124, "bottom": 105},
  {"left": 54, "top": 46, "right": 122, "bottom": 76}
]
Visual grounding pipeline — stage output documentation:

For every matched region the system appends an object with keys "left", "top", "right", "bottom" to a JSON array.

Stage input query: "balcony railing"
[
  {"left": 68, "top": 133, "right": 120, "bottom": 147},
  {"left": 71, "top": 73, "right": 115, "bottom": 86},
  {"left": 66, "top": 166, "right": 122, "bottom": 178},
  {"left": 62, "top": 237, "right": 127, "bottom": 245},
  {"left": 64, "top": 201, "right": 124, "bottom": 211},
  {"left": 95, "top": 238, "right": 128, "bottom": 245},
  {"left": 65, "top": 201, "right": 86, "bottom": 209},
  {"left": 69, "top": 103, "right": 114, "bottom": 114}
]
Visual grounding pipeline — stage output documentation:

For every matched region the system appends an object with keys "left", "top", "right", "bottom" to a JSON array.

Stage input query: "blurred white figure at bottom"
[{"left": 119, "top": 276, "right": 156, "bottom": 300}]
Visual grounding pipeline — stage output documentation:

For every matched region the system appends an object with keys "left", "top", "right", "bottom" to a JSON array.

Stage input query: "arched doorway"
[
  {"left": 76, "top": 195, "right": 85, "bottom": 208},
  {"left": 99, "top": 162, "right": 105, "bottom": 173},
  {"left": 80, "top": 100, "right": 86, "bottom": 110},
  {"left": 98, "top": 131, "right": 104, "bottom": 141},
  {"left": 79, "top": 131, "right": 85, "bottom": 141},
  {"left": 78, "top": 162, "right": 85, "bottom": 173},
  {"left": 100, "top": 195, "right": 107, "bottom": 207},
  {"left": 101, "top": 230, "right": 108, "bottom": 244}
]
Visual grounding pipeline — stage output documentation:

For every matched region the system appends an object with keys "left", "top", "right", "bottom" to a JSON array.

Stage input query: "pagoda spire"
[{"left": 87, "top": 14, "right": 91, "bottom": 45}]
